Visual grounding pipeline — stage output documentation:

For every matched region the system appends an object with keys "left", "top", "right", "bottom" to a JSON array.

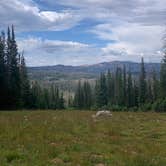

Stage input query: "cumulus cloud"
[
  {"left": 98, "top": 23, "right": 164, "bottom": 62},
  {"left": 55, "top": 0, "right": 166, "bottom": 26},
  {"left": 0, "top": 0, "right": 80, "bottom": 31},
  {"left": 0, "top": 0, "right": 165, "bottom": 65}
]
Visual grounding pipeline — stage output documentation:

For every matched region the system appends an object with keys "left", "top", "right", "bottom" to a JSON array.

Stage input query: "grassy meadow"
[{"left": 0, "top": 111, "right": 166, "bottom": 166}]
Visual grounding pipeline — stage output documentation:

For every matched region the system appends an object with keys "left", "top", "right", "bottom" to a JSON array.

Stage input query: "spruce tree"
[
  {"left": 127, "top": 71, "right": 133, "bottom": 107},
  {"left": 30, "top": 81, "right": 41, "bottom": 109},
  {"left": 133, "top": 80, "right": 139, "bottom": 107},
  {"left": 115, "top": 68, "right": 123, "bottom": 106},
  {"left": 122, "top": 65, "right": 127, "bottom": 106},
  {"left": 83, "top": 81, "right": 92, "bottom": 109},
  {"left": 160, "top": 36, "right": 166, "bottom": 99},
  {"left": 20, "top": 54, "right": 31, "bottom": 108},
  {"left": 95, "top": 73, "right": 107, "bottom": 108},
  {"left": 106, "top": 70, "right": 113, "bottom": 104},
  {"left": 147, "top": 79, "right": 153, "bottom": 103},
  {"left": 152, "top": 69, "right": 159, "bottom": 101},
  {"left": 59, "top": 92, "right": 65, "bottom": 109},
  {"left": 7, "top": 26, "right": 20, "bottom": 109},
  {"left": 50, "top": 84, "right": 56, "bottom": 109},
  {"left": 139, "top": 57, "right": 147, "bottom": 105},
  {"left": 74, "top": 81, "right": 84, "bottom": 109},
  {"left": 0, "top": 31, "right": 7, "bottom": 109}
]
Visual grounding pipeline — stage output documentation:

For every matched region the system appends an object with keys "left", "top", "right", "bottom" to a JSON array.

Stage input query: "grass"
[{"left": 0, "top": 111, "right": 166, "bottom": 166}]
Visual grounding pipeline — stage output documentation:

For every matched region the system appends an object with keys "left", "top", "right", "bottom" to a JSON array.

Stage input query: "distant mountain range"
[{"left": 28, "top": 61, "right": 161, "bottom": 82}]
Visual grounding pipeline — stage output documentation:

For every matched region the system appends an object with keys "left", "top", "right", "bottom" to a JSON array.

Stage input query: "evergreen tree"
[
  {"left": 58, "top": 92, "right": 65, "bottom": 109},
  {"left": 95, "top": 73, "right": 107, "bottom": 108},
  {"left": 133, "top": 80, "right": 139, "bottom": 107},
  {"left": 126, "top": 71, "right": 133, "bottom": 107},
  {"left": 41, "top": 88, "right": 49, "bottom": 109},
  {"left": 147, "top": 79, "right": 153, "bottom": 103},
  {"left": 30, "top": 81, "right": 41, "bottom": 109},
  {"left": 114, "top": 68, "right": 123, "bottom": 106},
  {"left": 83, "top": 81, "right": 92, "bottom": 109},
  {"left": 0, "top": 31, "right": 7, "bottom": 109},
  {"left": 68, "top": 94, "right": 74, "bottom": 108},
  {"left": 7, "top": 26, "right": 20, "bottom": 109},
  {"left": 50, "top": 84, "right": 56, "bottom": 109},
  {"left": 122, "top": 65, "right": 127, "bottom": 106},
  {"left": 20, "top": 53, "right": 31, "bottom": 108},
  {"left": 54, "top": 87, "right": 60, "bottom": 109},
  {"left": 160, "top": 37, "right": 166, "bottom": 98},
  {"left": 139, "top": 57, "right": 147, "bottom": 104},
  {"left": 152, "top": 69, "right": 159, "bottom": 101},
  {"left": 106, "top": 70, "right": 114, "bottom": 105},
  {"left": 74, "top": 81, "right": 84, "bottom": 109}
]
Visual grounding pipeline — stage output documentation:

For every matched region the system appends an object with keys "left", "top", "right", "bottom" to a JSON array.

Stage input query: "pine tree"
[
  {"left": 122, "top": 65, "right": 127, "bottom": 106},
  {"left": 139, "top": 57, "right": 147, "bottom": 105},
  {"left": 58, "top": 92, "right": 65, "bottom": 109},
  {"left": 127, "top": 71, "right": 133, "bottom": 107},
  {"left": 115, "top": 68, "right": 123, "bottom": 106},
  {"left": 7, "top": 26, "right": 20, "bottom": 109},
  {"left": 152, "top": 69, "right": 159, "bottom": 101},
  {"left": 20, "top": 53, "right": 31, "bottom": 108},
  {"left": 43, "top": 88, "right": 50, "bottom": 109},
  {"left": 95, "top": 73, "right": 107, "bottom": 108},
  {"left": 68, "top": 94, "right": 74, "bottom": 108},
  {"left": 133, "top": 80, "right": 139, "bottom": 107},
  {"left": 83, "top": 81, "right": 92, "bottom": 109},
  {"left": 160, "top": 36, "right": 166, "bottom": 99},
  {"left": 106, "top": 70, "right": 114, "bottom": 104},
  {"left": 147, "top": 79, "right": 153, "bottom": 103},
  {"left": 0, "top": 31, "right": 7, "bottom": 109},
  {"left": 54, "top": 87, "right": 60, "bottom": 109},
  {"left": 0, "top": 26, "right": 32, "bottom": 110},
  {"left": 74, "top": 81, "right": 84, "bottom": 109},
  {"left": 30, "top": 81, "right": 41, "bottom": 109},
  {"left": 50, "top": 84, "right": 56, "bottom": 109}
]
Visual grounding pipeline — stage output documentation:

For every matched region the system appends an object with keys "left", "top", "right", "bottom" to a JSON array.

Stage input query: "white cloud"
[
  {"left": 0, "top": 0, "right": 165, "bottom": 65},
  {"left": 18, "top": 37, "right": 101, "bottom": 66},
  {"left": 0, "top": 0, "right": 80, "bottom": 31},
  {"left": 55, "top": 0, "right": 166, "bottom": 26},
  {"left": 95, "top": 23, "right": 165, "bottom": 62}
]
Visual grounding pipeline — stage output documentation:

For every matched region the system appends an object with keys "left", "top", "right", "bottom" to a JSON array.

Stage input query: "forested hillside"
[
  {"left": 0, "top": 26, "right": 166, "bottom": 111},
  {"left": 28, "top": 61, "right": 160, "bottom": 82}
]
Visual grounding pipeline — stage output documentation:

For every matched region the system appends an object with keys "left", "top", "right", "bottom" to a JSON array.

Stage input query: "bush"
[
  {"left": 108, "top": 104, "right": 126, "bottom": 111},
  {"left": 5, "top": 151, "right": 24, "bottom": 163},
  {"left": 139, "top": 103, "right": 152, "bottom": 112},
  {"left": 153, "top": 99, "right": 166, "bottom": 112},
  {"left": 129, "top": 106, "right": 138, "bottom": 112}
]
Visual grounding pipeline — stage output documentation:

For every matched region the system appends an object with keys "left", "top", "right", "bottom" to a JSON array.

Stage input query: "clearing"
[{"left": 0, "top": 111, "right": 166, "bottom": 166}]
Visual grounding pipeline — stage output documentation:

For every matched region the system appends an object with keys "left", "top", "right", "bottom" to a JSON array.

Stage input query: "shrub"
[
  {"left": 140, "top": 103, "right": 152, "bottom": 112},
  {"left": 153, "top": 99, "right": 166, "bottom": 112},
  {"left": 5, "top": 151, "right": 24, "bottom": 163}
]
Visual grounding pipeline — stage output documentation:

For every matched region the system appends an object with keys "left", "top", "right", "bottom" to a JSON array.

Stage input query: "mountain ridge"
[{"left": 28, "top": 61, "right": 161, "bottom": 83}]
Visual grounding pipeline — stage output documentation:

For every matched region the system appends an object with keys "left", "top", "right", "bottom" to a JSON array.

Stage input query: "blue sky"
[{"left": 0, "top": 0, "right": 165, "bottom": 66}]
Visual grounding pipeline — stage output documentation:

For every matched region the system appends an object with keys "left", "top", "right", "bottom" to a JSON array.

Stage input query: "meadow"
[{"left": 0, "top": 111, "right": 166, "bottom": 166}]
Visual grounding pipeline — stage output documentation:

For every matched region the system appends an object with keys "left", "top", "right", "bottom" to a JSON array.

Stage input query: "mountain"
[{"left": 28, "top": 61, "right": 160, "bottom": 82}]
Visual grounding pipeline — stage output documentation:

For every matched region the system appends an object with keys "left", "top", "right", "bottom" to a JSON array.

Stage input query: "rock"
[
  {"left": 51, "top": 158, "right": 63, "bottom": 164},
  {"left": 95, "top": 164, "right": 105, "bottom": 166},
  {"left": 92, "top": 110, "right": 112, "bottom": 118}
]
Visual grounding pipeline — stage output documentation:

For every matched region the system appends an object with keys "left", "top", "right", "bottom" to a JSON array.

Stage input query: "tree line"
[
  {"left": 71, "top": 56, "right": 166, "bottom": 112},
  {"left": 0, "top": 26, "right": 165, "bottom": 111},
  {"left": 0, "top": 26, "right": 64, "bottom": 110}
]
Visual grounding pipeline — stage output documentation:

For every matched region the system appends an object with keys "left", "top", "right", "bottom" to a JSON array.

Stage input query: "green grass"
[{"left": 0, "top": 111, "right": 166, "bottom": 166}]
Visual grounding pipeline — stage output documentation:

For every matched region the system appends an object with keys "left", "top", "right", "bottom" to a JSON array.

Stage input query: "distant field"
[{"left": 0, "top": 111, "right": 166, "bottom": 166}]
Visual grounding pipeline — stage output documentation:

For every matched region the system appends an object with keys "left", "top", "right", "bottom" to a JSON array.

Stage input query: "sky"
[{"left": 0, "top": 0, "right": 165, "bottom": 66}]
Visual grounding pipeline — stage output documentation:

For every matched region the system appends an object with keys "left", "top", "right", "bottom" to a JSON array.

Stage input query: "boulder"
[{"left": 92, "top": 110, "right": 112, "bottom": 118}]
